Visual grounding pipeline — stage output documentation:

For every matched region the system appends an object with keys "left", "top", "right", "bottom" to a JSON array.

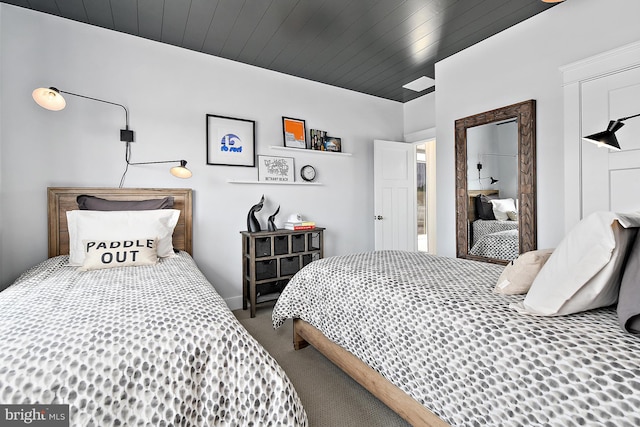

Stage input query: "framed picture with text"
[
  {"left": 206, "top": 114, "right": 256, "bottom": 167},
  {"left": 282, "top": 117, "right": 307, "bottom": 149},
  {"left": 258, "top": 155, "right": 295, "bottom": 183}
]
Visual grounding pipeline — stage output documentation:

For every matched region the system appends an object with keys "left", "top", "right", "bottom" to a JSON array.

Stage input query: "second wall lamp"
[
  {"left": 583, "top": 112, "right": 640, "bottom": 151},
  {"left": 32, "top": 86, "right": 191, "bottom": 183}
]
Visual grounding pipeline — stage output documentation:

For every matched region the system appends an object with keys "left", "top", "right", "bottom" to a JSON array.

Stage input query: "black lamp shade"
[{"left": 583, "top": 120, "right": 624, "bottom": 151}]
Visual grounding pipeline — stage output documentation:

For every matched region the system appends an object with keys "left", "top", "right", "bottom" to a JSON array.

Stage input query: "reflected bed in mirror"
[{"left": 455, "top": 100, "right": 537, "bottom": 265}]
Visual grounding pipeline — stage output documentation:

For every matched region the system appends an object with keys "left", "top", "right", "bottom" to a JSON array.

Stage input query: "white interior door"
[
  {"left": 581, "top": 67, "right": 640, "bottom": 216},
  {"left": 374, "top": 139, "right": 417, "bottom": 251}
]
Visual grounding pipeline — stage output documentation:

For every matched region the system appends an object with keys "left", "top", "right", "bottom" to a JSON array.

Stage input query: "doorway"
[
  {"left": 373, "top": 138, "right": 436, "bottom": 253},
  {"left": 416, "top": 140, "right": 436, "bottom": 254}
]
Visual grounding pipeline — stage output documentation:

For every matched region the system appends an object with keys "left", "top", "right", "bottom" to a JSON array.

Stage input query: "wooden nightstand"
[{"left": 241, "top": 228, "right": 324, "bottom": 317}]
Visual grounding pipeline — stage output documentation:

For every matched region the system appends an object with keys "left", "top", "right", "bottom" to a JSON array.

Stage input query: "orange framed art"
[{"left": 282, "top": 117, "right": 307, "bottom": 149}]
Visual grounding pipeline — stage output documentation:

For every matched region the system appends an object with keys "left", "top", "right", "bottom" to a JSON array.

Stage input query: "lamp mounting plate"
[{"left": 120, "top": 129, "right": 135, "bottom": 142}]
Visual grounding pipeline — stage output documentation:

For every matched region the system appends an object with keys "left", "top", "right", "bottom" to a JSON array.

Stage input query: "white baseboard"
[{"left": 224, "top": 295, "right": 244, "bottom": 311}]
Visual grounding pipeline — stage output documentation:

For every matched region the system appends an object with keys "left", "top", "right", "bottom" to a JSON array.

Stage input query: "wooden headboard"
[
  {"left": 468, "top": 189, "right": 499, "bottom": 222},
  {"left": 47, "top": 187, "right": 193, "bottom": 257}
]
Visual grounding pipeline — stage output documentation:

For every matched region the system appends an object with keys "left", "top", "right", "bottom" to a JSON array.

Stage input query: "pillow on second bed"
[
  {"left": 617, "top": 231, "right": 640, "bottom": 334},
  {"left": 490, "top": 198, "right": 517, "bottom": 221},
  {"left": 475, "top": 195, "right": 497, "bottom": 220},
  {"left": 512, "top": 211, "right": 640, "bottom": 316},
  {"left": 66, "top": 209, "right": 180, "bottom": 266},
  {"left": 494, "top": 249, "right": 554, "bottom": 295}
]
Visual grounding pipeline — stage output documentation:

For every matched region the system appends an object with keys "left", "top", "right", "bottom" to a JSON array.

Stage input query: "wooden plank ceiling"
[{"left": 3, "top": 0, "right": 557, "bottom": 102}]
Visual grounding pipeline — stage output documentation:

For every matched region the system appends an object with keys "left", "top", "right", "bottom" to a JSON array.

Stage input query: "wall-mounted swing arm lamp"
[
  {"left": 121, "top": 141, "right": 191, "bottom": 187},
  {"left": 32, "top": 86, "right": 192, "bottom": 185},
  {"left": 475, "top": 162, "right": 499, "bottom": 185},
  {"left": 583, "top": 112, "right": 640, "bottom": 151},
  {"left": 32, "top": 86, "right": 134, "bottom": 142}
]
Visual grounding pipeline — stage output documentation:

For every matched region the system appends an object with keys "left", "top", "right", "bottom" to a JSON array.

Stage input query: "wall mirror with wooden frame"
[{"left": 454, "top": 100, "right": 537, "bottom": 265}]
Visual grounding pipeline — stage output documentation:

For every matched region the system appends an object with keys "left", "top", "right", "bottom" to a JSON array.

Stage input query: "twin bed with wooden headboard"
[{"left": 0, "top": 187, "right": 307, "bottom": 426}]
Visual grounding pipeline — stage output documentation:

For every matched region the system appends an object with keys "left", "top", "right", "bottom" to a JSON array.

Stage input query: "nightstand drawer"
[
  {"left": 254, "top": 237, "right": 271, "bottom": 258},
  {"left": 280, "top": 256, "right": 300, "bottom": 276},
  {"left": 255, "top": 259, "right": 276, "bottom": 280},
  {"left": 274, "top": 235, "right": 289, "bottom": 255}
]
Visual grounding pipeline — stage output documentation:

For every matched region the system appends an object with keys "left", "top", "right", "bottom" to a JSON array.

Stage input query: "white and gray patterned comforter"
[
  {"left": 0, "top": 253, "right": 307, "bottom": 426},
  {"left": 470, "top": 229, "right": 519, "bottom": 261},
  {"left": 273, "top": 250, "right": 640, "bottom": 427},
  {"left": 471, "top": 219, "right": 519, "bottom": 260}
]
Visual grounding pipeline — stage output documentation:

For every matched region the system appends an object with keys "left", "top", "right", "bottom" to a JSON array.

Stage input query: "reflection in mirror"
[
  {"left": 467, "top": 120, "right": 519, "bottom": 261},
  {"left": 455, "top": 100, "right": 537, "bottom": 265}
]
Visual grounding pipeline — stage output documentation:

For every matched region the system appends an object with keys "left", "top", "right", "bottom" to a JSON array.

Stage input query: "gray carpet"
[{"left": 233, "top": 303, "right": 410, "bottom": 427}]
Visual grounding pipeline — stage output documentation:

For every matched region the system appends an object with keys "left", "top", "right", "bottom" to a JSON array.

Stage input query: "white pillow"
[
  {"left": 490, "top": 198, "right": 517, "bottom": 221},
  {"left": 78, "top": 238, "right": 158, "bottom": 271},
  {"left": 67, "top": 209, "right": 180, "bottom": 266},
  {"left": 512, "top": 211, "right": 640, "bottom": 316}
]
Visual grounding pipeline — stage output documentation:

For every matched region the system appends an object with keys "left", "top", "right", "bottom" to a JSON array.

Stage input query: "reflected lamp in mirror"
[
  {"left": 482, "top": 177, "right": 499, "bottom": 185},
  {"left": 583, "top": 113, "right": 640, "bottom": 151},
  {"left": 475, "top": 163, "right": 499, "bottom": 185}
]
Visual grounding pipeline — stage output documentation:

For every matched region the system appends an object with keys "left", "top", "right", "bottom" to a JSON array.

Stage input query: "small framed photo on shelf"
[
  {"left": 324, "top": 136, "right": 342, "bottom": 152},
  {"left": 282, "top": 117, "right": 307, "bottom": 149},
  {"left": 309, "top": 129, "right": 327, "bottom": 150},
  {"left": 206, "top": 114, "right": 256, "bottom": 167},
  {"left": 258, "top": 155, "right": 295, "bottom": 183}
]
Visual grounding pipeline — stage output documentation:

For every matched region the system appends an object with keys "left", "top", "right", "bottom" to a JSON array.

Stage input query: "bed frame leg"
[{"left": 293, "top": 319, "right": 309, "bottom": 350}]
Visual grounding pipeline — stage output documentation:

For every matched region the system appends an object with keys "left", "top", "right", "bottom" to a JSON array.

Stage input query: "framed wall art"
[
  {"left": 206, "top": 114, "right": 256, "bottom": 167},
  {"left": 324, "top": 136, "right": 342, "bottom": 152},
  {"left": 309, "top": 129, "right": 327, "bottom": 150},
  {"left": 258, "top": 155, "right": 295, "bottom": 183},
  {"left": 282, "top": 117, "right": 307, "bottom": 149}
]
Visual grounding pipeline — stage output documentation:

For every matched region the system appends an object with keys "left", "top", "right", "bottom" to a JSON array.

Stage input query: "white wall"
[
  {"left": 0, "top": 5, "right": 403, "bottom": 305},
  {"left": 405, "top": 0, "right": 640, "bottom": 257},
  {"left": 404, "top": 92, "right": 435, "bottom": 136}
]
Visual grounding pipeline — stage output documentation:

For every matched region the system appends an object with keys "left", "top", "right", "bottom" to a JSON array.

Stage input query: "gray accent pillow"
[
  {"left": 475, "top": 194, "right": 496, "bottom": 220},
  {"left": 77, "top": 195, "right": 174, "bottom": 211},
  {"left": 618, "top": 230, "right": 640, "bottom": 334}
]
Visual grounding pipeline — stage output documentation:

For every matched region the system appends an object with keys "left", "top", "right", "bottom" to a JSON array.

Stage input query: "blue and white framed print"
[{"left": 206, "top": 114, "right": 256, "bottom": 167}]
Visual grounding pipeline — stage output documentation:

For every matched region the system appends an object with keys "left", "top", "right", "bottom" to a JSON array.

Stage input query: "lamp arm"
[
  {"left": 124, "top": 143, "right": 185, "bottom": 166},
  {"left": 619, "top": 112, "right": 640, "bottom": 122},
  {"left": 59, "top": 90, "right": 130, "bottom": 128},
  {"left": 127, "top": 159, "right": 184, "bottom": 166}
]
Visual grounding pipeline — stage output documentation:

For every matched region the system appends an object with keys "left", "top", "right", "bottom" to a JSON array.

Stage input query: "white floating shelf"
[
  {"left": 269, "top": 146, "right": 352, "bottom": 156},
  {"left": 227, "top": 179, "right": 323, "bottom": 186}
]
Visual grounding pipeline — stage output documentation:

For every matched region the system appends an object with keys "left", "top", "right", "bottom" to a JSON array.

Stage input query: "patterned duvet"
[
  {"left": 273, "top": 250, "right": 640, "bottom": 427},
  {"left": 0, "top": 253, "right": 307, "bottom": 426},
  {"left": 470, "top": 219, "right": 519, "bottom": 260}
]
